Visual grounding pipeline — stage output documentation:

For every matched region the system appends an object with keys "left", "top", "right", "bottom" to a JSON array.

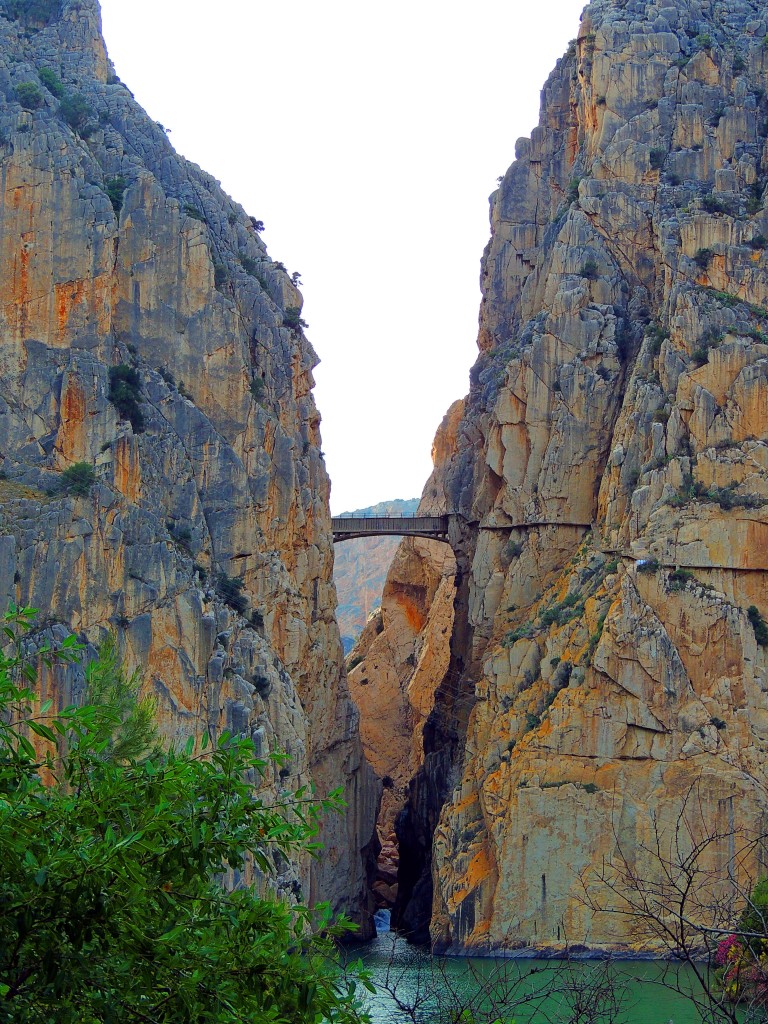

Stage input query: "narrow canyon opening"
[{"left": 341, "top": 532, "right": 460, "bottom": 935}]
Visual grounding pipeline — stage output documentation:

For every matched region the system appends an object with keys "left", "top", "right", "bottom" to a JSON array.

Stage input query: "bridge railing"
[{"left": 334, "top": 511, "right": 430, "bottom": 519}]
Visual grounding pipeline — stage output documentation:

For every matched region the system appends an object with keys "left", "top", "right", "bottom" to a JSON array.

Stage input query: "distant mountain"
[{"left": 333, "top": 498, "right": 419, "bottom": 652}]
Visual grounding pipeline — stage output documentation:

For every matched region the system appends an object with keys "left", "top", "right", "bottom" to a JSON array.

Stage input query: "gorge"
[{"left": 2, "top": 0, "right": 768, "bottom": 984}]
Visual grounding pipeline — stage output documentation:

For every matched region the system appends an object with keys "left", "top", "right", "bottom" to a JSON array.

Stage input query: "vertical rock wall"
[
  {"left": 0, "top": 0, "right": 377, "bottom": 932},
  {"left": 359, "top": 0, "right": 768, "bottom": 951}
]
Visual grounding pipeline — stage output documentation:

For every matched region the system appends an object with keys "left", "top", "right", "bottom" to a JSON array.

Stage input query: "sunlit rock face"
[
  {"left": 0, "top": 0, "right": 377, "bottom": 933},
  {"left": 369, "top": 0, "right": 768, "bottom": 951},
  {"left": 345, "top": 405, "right": 461, "bottom": 914}
]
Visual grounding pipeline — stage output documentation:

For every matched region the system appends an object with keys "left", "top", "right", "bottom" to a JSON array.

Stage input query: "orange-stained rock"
[
  {"left": 0, "top": 0, "right": 377, "bottom": 934},
  {"left": 375, "top": 0, "right": 768, "bottom": 953}
]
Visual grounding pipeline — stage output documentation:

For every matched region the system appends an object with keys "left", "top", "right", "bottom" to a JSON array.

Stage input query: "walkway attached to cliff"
[{"left": 332, "top": 514, "right": 450, "bottom": 543}]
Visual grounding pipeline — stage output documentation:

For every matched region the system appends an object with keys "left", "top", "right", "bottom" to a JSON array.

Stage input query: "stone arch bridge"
[{"left": 331, "top": 513, "right": 452, "bottom": 544}]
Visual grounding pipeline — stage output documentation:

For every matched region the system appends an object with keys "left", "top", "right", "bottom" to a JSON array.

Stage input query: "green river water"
[{"left": 348, "top": 929, "right": 732, "bottom": 1024}]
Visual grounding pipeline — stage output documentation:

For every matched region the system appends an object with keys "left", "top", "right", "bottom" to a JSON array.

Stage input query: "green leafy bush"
[
  {"left": 579, "top": 259, "right": 599, "bottom": 280},
  {"left": 694, "top": 248, "right": 713, "bottom": 269},
  {"left": 566, "top": 176, "right": 582, "bottom": 204},
  {"left": 701, "top": 483, "right": 767, "bottom": 510},
  {"left": 38, "top": 66, "right": 64, "bottom": 97},
  {"left": 503, "top": 623, "right": 534, "bottom": 646},
  {"left": 637, "top": 558, "right": 660, "bottom": 574},
  {"left": 59, "top": 461, "right": 95, "bottom": 497},
  {"left": 649, "top": 148, "right": 666, "bottom": 170},
  {"left": 58, "top": 92, "right": 94, "bottom": 136},
  {"left": 746, "top": 181, "right": 764, "bottom": 215},
  {"left": 249, "top": 377, "right": 265, "bottom": 401},
  {"left": 168, "top": 522, "right": 192, "bottom": 552},
  {"left": 213, "top": 263, "right": 229, "bottom": 289},
  {"left": 748, "top": 605, "right": 768, "bottom": 647},
  {"left": 702, "top": 194, "right": 730, "bottom": 215},
  {"left": 216, "top": 572, "right": 248, "bottom": 616},
  {"left": 183, "top": 203, "right": 205, "bottom": 222},
  {"left": 283, "top": 306, "right": 308, "bottom": 331},
  {"left": 108, "top": 364, "right": 145, "bottom": 433},
  {"left": 104, "top": 175, "right": 127, "bottom": 213},
  {"left": 668, "top": 568, "right": 695, "bottom": 591},
  {"left": 15, "top": 81, "right": 43, "bottom": 110},
  {"left": 3, "top": 0, "right": 59, "bottom": 25},
  {"left": 0, "top": 606, "right": 367, "bottom": 1023},
  {"left": 238, "top": 251, "right": 259, "bottom": 276},
  {"left": 539, "top": 593, "right": 584, "bottom": 628}
]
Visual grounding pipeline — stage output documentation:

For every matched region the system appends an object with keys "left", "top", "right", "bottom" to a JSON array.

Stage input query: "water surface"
[{"left": 349, "top": 926, "right": 717, "bottom": 1023}]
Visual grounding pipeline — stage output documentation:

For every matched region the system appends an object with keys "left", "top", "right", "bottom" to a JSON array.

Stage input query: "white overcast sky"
[{"left": 98, "top": 0, "right": 586, "bottom": 514}]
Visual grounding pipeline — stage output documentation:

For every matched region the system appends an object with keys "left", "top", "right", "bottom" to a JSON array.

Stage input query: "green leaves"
[{"left": 0, "top": 609, "right": 369, "bottom": 1023}]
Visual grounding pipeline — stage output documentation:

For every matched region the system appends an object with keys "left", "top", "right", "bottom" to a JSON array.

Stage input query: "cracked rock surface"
[
  {"left": 353, "top": 0, "right": 768, "bottom": 951},
  {"left": 0, "top": 0, "right": 377, "bottom": 933}
]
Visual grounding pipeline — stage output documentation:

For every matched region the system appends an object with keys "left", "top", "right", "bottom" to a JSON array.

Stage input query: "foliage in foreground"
[
  {"left": 0, "top": 606, "right": 369, "bottom": 1023},
  {"left": 715, "top": 878, "right": 768, "bottom": 1007}
]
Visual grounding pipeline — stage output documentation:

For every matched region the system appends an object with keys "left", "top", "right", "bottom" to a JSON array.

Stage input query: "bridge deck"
[{"left": 332, "top": 515, "right": 449, "bottom": 543}]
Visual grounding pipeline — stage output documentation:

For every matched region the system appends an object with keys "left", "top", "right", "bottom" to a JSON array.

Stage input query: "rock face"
[
  {"left": 346, "top": 407, "right": 461, "bottom": 914},
  {"left": 373, "top": 0, "right": 768, "bottom": 951},
  {"left": 333, "top": 497, "right": 418, "bottom": 653},
  {"left": 0, "top": 0, "right": 377, "bottom": 932}
]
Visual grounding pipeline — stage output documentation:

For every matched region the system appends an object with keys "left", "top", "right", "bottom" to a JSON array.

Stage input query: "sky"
[{"left": 98, "top": 0, "right": 586, "bottom": 514}]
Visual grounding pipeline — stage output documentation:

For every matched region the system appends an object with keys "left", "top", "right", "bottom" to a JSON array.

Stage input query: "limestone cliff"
[
  {"left": 0, "top": 0, "right": 377, "bottom": 932},
  {"left": 364, "top": 0, "right": 768, "bottom": 951}
]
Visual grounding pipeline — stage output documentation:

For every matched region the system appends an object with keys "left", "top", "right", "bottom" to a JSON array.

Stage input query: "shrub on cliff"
[
  {"left": 15, "top": 82, "right": 43, "bottom": 110},
  {"left": 104, "top": 175, "right": 127, "bottom": 213},
  {"left": 578, "top": 259, "right": 599, "bottom": 280},
  {"left": 215, "top": 572, "right": 249, "bottom": 615},
  {"left": 108, "top": 364, "right": 145, "bottom": 433},
  {"left": 283, "top": 305, "right": 309, "bottom": 332},
  {"left": 0, "top": 606, "right": 369, "bottom": 1023},
  {"left": 3, "top": 0, "right": 59, "bottom": 26},
  {"left": 748, "top": 605, "right": 768, "bottom": 647},
  {"left": 37, "top": 66, "right": 64, "bottom": 98},
  {"left": 59, "top": 461, "right": 95, "bottom": 497},
  {"left": 58, "top": 91, "right": 94, "bottom": 137}
]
